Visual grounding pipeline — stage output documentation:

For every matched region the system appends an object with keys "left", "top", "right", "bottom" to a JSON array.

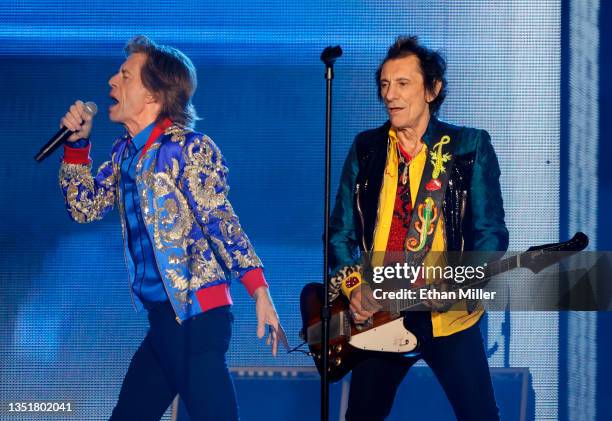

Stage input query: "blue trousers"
[
  {"left": 345, "top": 314, "right": 499, "bottom": 421},
  {"left": 109, "top": 303, "right": 238, "bottom": 421}
]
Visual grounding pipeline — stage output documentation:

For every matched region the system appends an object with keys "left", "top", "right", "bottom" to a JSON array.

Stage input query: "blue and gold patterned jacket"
[{"left": 59, "top": 122, "right": 266, "bottom": 322}]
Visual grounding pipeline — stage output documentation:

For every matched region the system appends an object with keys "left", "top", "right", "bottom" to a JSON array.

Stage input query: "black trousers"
[
  {"left": 345, "top": 314, "right": 499, "bottom": 421},
  {"left": 109, "top": 302, "right": 238, "bottom": 421}
]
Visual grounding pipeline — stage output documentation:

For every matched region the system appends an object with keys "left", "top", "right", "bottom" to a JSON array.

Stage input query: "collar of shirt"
[
  {"left": 388, "top": 128, "right": 418, "bottom": 162},
  {"left": 129, "top": 122, "right": 156, "bottom": 152}
]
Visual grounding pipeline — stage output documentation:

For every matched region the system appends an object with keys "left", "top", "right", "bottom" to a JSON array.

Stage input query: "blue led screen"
[{"left": 0, "top": 0, "right": 568, "bottom": 419}]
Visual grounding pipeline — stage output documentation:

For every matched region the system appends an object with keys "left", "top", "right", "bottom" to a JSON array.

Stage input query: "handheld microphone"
[{"left": 34, "top": 101, "right": 98, "bottom": 162}]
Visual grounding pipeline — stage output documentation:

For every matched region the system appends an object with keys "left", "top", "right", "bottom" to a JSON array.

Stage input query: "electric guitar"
[{"left": 299, "top": 232, "right": 588, "bottom": 382}]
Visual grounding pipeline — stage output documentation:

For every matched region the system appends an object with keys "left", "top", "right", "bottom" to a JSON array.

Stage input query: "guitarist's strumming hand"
[{"left": 349, "top": 284, "right": 383, "bottom": 324}]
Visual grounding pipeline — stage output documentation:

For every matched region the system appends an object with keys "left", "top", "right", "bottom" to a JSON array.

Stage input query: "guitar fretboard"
[
  {"left": 383, "top": 233, "right": 587, "bottom": 313},
  {"left": 390, "top": 254, "right": 519, "bottom": 312}
]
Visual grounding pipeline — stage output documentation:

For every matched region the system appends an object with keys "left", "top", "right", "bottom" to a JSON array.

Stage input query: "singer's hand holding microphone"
[
  {"left": 34, "top": 100, "right": 97, "bottom": 162},
  {"left": 61, "top": 100, "right": 95, "bottom": 142}
]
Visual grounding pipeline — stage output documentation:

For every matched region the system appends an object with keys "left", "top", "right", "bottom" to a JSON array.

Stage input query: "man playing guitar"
[{"left": 327, "top": 35, "right": 509, "bottom": 421}]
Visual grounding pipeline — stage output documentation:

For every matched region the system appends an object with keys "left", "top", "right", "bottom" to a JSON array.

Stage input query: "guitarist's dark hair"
[{"left": 376, "top": 35, "right": 447, "bottom": 116}]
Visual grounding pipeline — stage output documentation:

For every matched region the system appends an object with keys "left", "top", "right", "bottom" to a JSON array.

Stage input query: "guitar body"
[{"left": 300, "top": 283, "right": 424, "bottom": 382}]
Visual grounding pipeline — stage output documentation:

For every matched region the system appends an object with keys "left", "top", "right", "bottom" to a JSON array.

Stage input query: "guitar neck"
[
  {"left": 485, "top": 254, "right": 520, "bottom": 278},
  {"left": 387, "top": 232, "right": 588, "bottom": 313},
  {"left": 393, "top": 254, "right": 520, "bottom": 312}
]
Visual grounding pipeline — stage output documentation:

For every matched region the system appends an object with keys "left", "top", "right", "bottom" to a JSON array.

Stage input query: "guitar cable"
[{"left": 286, "top": 341, "right": 313, "bottom": 356}]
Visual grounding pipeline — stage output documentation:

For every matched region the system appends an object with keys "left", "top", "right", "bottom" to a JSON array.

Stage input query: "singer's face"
[
  {"left": 108, "top": 53, "right": 153, "bottom": 125},
  {"left": 379, "top": 55, "right": 438, "bottom": 130}
]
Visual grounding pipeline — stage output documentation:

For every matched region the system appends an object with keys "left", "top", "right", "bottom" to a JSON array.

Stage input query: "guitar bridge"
[{"left": 305, "top": 311, "right": 351, "bottom": 345}]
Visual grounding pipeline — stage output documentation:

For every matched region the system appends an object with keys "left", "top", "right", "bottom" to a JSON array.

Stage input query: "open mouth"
[{"left": 109, "top": 94, "right": 119, "bottom": 108}]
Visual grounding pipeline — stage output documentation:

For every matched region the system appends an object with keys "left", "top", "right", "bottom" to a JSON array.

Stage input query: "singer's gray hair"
[{"left": 125, "top": 35, "right": 199, "bottom": 128}]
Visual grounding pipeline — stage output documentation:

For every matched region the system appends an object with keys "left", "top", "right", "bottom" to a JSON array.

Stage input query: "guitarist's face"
[{"left": 379, "top": 55, "right": 441, "bottom": 132}]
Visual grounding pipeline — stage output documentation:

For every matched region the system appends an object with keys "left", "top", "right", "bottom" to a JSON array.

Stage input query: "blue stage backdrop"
[{"left": 0, "top": 0, "right": 583, "bottom": 419}]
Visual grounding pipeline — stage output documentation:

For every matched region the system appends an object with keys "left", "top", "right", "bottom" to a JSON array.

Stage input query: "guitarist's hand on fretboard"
[{"left": 349, "top": 284, "right": 383, "bottom": 324}]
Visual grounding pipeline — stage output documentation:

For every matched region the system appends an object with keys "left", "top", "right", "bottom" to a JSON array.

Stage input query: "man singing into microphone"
[{"left": 58, "top": 35, "right": 286, "bottom": 420}]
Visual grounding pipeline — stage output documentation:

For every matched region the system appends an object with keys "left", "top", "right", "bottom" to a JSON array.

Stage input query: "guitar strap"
[{"left": 402, "top": 125, "right": 461, "bottom": 268}]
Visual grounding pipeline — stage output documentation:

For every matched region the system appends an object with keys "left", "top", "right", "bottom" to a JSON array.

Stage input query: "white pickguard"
[{"left": 348, "top": 318, "right": 418, "bottom": 353}]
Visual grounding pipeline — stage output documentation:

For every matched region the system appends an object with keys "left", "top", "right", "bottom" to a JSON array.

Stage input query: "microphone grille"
[{"left": 84, "top": 101, "right": 98, "bottom": 116}]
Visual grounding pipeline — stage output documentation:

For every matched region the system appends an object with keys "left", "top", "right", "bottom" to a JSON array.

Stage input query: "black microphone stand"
[{"left": 320, "top": 45, "right": 342, "bottom": 421}]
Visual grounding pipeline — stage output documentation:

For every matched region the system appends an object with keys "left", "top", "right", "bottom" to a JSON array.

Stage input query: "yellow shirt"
[{"left": 371, "top": 129, "right": 482, "bottom": 337}]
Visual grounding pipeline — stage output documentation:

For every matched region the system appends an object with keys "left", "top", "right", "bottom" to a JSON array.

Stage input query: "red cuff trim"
[
  {"left": 195, "top": 283, "right": 233, "bottom": 313},
  {"left": 241, "top": 268, "right": 268, "bottom": 297},
  {"left": 63, "top": 144, "right": 92, "bottom": 164}
]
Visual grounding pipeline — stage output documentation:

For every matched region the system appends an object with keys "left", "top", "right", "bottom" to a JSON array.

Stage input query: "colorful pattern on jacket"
[{"left": 59, "top": 125, "right": 263, "bottom": 322}]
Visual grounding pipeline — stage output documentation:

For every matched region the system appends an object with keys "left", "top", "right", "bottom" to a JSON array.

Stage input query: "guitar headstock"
[{"left": 521, "top": 232, "right": 589, "bottom": 273}]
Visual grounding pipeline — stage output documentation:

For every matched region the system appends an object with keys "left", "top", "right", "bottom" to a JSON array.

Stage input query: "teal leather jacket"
[{"left": 329, "top": 117, "right": 509, "bottom": 274}]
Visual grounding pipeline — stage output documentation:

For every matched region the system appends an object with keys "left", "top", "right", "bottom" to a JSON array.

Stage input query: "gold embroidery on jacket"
[
  {"left": 166, "top": 268, "right": 190, "bottom": 291},
  {"left": 141, "top": 169, "right": 193, "bottom": 251},
  {"left": 59, "top": 160, "right": 116, "bottom": 223},
  {"left": 182, "top": 138, "right": 227, "bottom": 212},
  {"left": 173, "top": 290, "right": 192, "bottom": 306},
  {"left": 168, "top": 254, "right": 189, "bottom": 265},
  {"left": 165, "top": 125, "right": 189, "bottom": 145},
  {"left": 116, "top": 131, "right": 263, "bottom": 306},
  {"left": 233, "top": 248, "right": 261, "bottom": 269},
  {"left": 210, "top": 236, "right": 234, "bottom": 269},
  {"left": 140, "top": 146, "right": 226, "bottom": 299},
  {"left": 188, "top": 238, "right": 225, "bottom": 288}
]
